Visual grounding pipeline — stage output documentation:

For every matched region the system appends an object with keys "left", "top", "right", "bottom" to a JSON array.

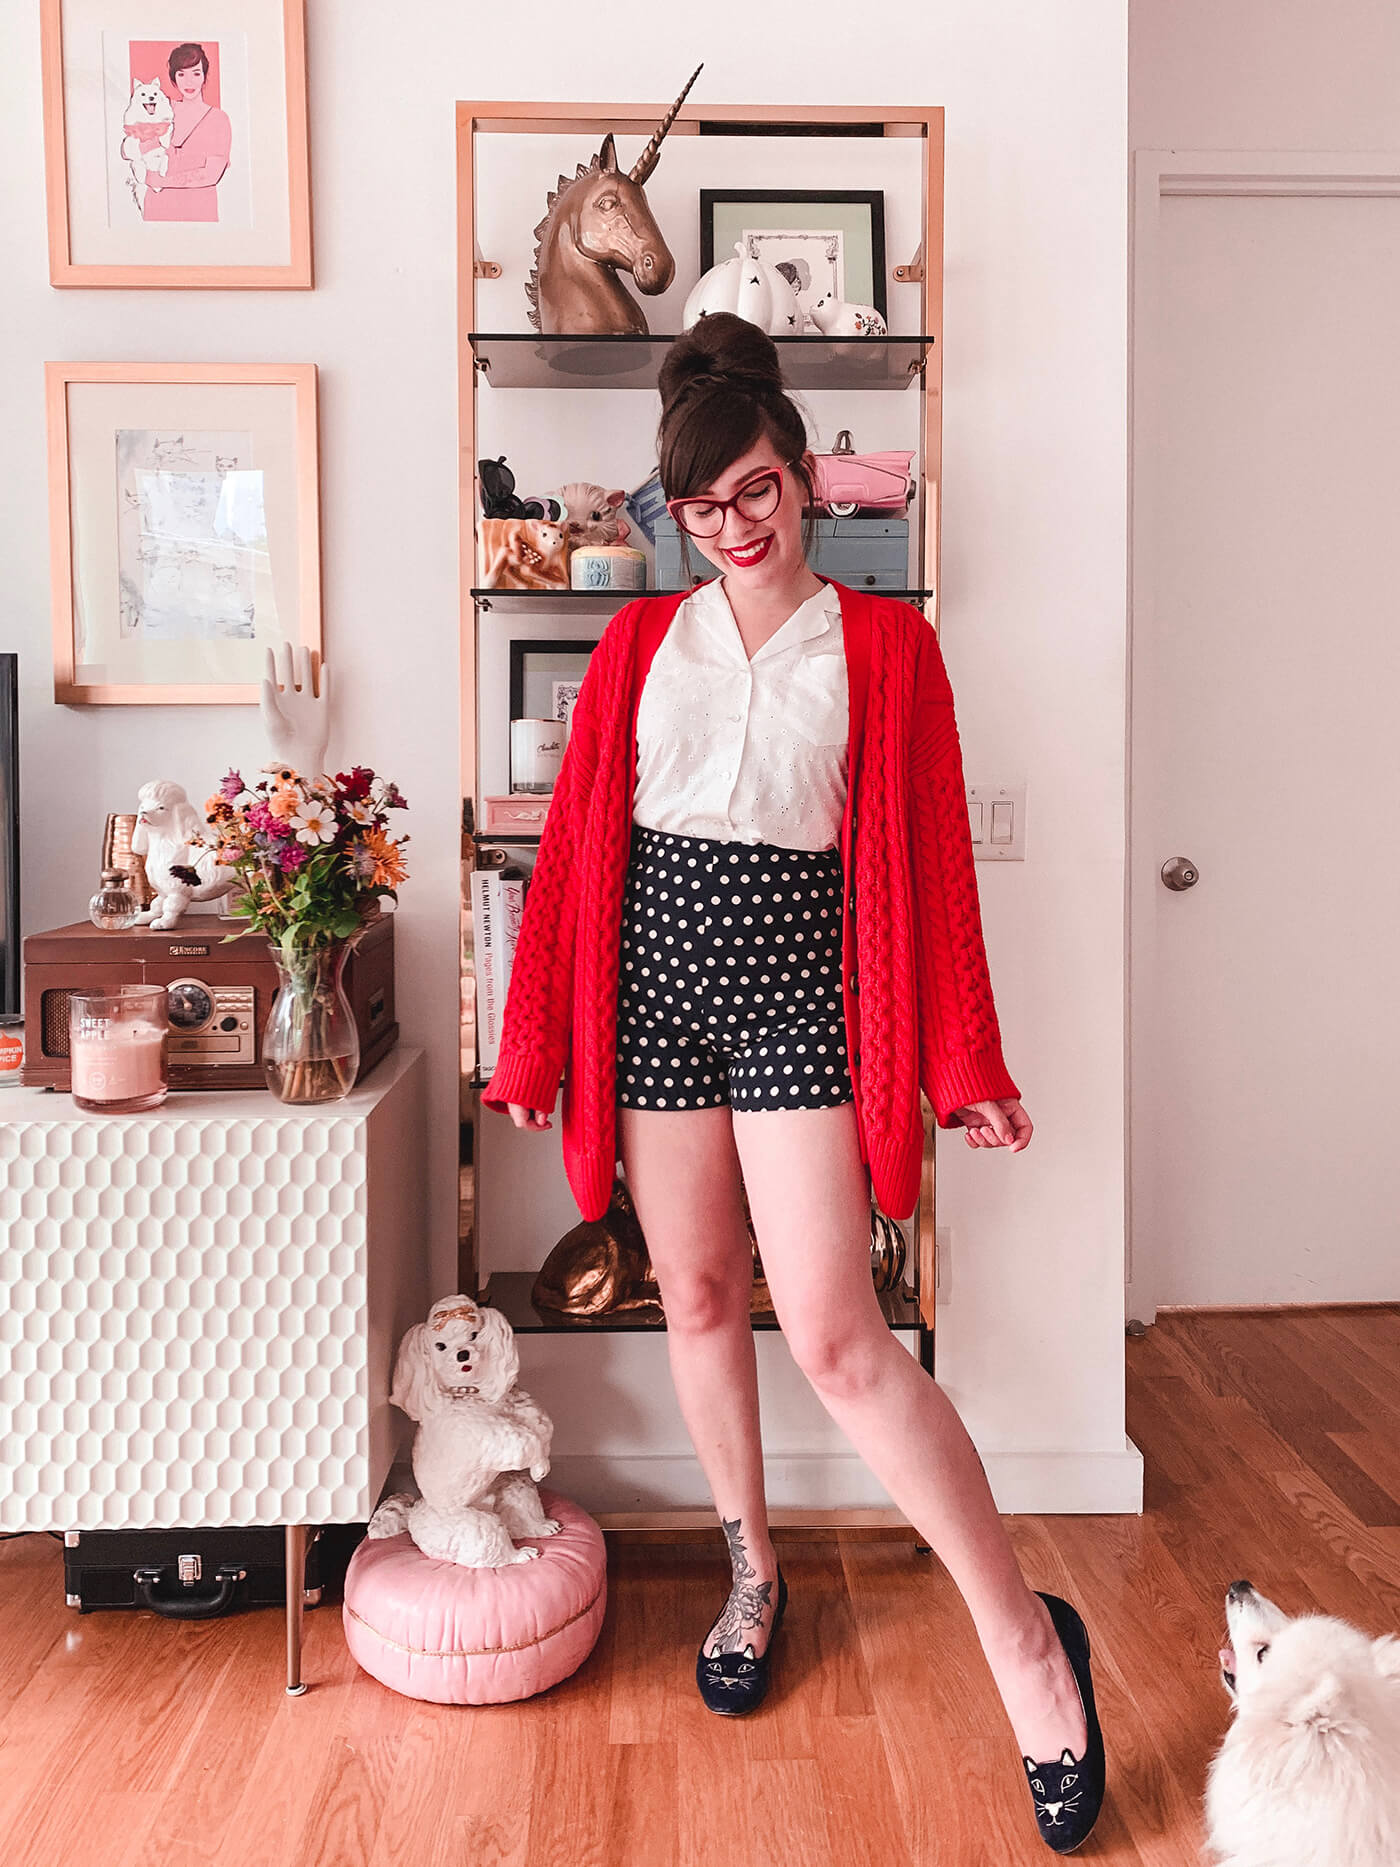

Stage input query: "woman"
[
  {"left": 142, "top": 42, "right": 230, "bottom": 223},
  {"left": 482, "top": 312, "right": 1105, "bottom": 1852}
]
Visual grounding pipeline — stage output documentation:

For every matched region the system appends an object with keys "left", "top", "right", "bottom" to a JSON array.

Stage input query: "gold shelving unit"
[{"left": 457, "top": 98, "right": 945, "bottom": 1530}]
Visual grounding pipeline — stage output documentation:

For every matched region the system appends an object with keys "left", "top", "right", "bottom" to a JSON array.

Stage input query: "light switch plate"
[{"left": 966, "top": 782, "right": 1026, "bottom": 860}]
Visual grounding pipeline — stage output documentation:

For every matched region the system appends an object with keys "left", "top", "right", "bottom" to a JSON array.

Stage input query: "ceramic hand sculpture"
[
  {"left": 367, "top": 1294, "right": 563, "bottom": 1568},
  {"left": 130, "top": 779, "right": 236, "bottom": 930},
  {"left": 260, "top": 644, "right": 331, "bottom": 781}
]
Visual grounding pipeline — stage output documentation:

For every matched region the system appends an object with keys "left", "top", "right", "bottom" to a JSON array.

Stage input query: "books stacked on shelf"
[{"left": 470, "top": 868, "right": 527, "bottom": 1070}]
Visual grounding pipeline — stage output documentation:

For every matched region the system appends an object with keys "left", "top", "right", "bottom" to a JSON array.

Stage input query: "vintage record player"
[{"left": 21, "top": 912, "right": 398, "bottom": 1092}]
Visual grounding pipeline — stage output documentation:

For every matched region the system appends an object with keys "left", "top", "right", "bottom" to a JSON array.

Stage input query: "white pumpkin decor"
[
  {"left": 807, "top": 291, "right": 888, "bottom": 337},
  {"left": 682, "top": 241, "right": 807, "bottom": 336}
]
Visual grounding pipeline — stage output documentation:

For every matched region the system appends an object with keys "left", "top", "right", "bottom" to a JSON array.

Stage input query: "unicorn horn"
[{"left": 629, "top": 64, "right": 703, "bottom": 185}]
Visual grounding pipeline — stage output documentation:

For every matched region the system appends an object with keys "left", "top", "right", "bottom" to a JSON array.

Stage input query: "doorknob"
[{"left": 1160, "top": 856, "right": 1199, "bottom": 891}]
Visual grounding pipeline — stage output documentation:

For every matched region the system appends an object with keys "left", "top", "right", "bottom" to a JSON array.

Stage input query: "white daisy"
[
  {"left": 347, "top": 798, "right": 375, "bottom": 825},
  {"left": 291, "top": 799, "right": 337, "bottom": 845}
]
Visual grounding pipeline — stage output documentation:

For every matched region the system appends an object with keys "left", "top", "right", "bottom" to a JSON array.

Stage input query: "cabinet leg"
[{"left": 285, "top": 1523, "right": 309, "bottom": 1695}]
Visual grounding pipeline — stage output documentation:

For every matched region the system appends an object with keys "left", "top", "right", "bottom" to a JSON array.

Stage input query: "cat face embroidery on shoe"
[
  {"left": 1023, "top": 1751, "right": 1083, "bottom": 1831},
  {"left": 706, "top": 1645, "right": 757, "bottom": 1690}
]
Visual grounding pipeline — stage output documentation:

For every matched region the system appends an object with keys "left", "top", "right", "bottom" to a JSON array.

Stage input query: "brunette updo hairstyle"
[{"left": 656, "top": 311, "right": 820, "bottom": 586}]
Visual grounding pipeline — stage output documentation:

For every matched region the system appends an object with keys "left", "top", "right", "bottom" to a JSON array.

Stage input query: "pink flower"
[
  {"left": 278, "top": 842, "right": 309, "bottom": 873},
  {"left": 219, "top": 769, "right": 245, "bottom": 802}
]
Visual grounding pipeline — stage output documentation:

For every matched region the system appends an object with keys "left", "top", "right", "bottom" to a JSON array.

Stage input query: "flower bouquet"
[{"left": 199, "top": 765, "right": 409, "bottom": 1103}]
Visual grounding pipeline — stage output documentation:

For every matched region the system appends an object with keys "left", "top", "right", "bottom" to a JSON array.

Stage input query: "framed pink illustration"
[
  {"left": 41, "top": 0, "right": 312, "bottom": 288},
  {"left": 47, "top": 362, "right": 323, "bottom": 704}
]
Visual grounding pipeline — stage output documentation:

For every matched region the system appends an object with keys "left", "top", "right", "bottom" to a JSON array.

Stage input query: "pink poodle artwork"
[
  {"left": 120, "top": 41, "right": 231, "bottom": 222},
  {"left": 41, "top": 0, "right": 310, "bottom": 287}
]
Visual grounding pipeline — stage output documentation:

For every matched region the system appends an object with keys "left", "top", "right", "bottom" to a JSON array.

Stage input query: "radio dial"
[{"left": 167, "top": 979, "right": 216, "bottom": 1031}]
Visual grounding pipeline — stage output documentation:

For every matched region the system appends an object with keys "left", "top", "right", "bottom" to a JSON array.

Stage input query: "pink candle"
[
  {"left": 71, "top": 1026, "right": 167, "bottom": 1103},
  {"left": 69, "top": 986, "right": 169, "bottom": 1111}
]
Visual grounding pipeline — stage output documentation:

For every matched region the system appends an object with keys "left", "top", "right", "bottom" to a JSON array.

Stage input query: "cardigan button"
[
  {"left": 852, "top": 1050, "right": 862, "bottom": 1068},
  {"left": 850, "top": 973, "right": 860, "bottom": 996}
]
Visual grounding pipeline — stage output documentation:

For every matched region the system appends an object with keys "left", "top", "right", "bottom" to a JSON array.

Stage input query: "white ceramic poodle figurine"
[
  {"left": 367, "top": 1294, "right": 563, "bottom": 1567},
  {"left": 130, "top": 779, "right": 236, "bottom": 930}
]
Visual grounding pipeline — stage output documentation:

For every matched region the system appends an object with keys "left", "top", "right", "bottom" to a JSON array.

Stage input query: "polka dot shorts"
[{"left": 616, "top": 823, "right": 855, "bottom": 1112}]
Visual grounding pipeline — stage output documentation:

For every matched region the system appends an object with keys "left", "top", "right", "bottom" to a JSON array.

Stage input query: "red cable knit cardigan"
[{"left": 481, "top": 578, "right": 1021, "bottom": 1222}]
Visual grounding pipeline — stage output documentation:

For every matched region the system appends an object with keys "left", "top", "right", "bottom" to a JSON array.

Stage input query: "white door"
[{"left": 1129, "top": 165, "right": 1400, "bottom": 1314}]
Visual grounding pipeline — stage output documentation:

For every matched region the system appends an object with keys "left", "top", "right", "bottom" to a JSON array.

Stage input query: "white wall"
[
  {"left": 1131, "top": 0, "right": 1400, "bottom": 148},
  {"left": 1, "top": 3, "right": 1135, "bottom": 1509}
]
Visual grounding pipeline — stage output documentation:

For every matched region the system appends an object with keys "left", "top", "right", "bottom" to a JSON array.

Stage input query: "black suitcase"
[{"left": 62, "top": 1523, "right": 367, "bottom": 1618}]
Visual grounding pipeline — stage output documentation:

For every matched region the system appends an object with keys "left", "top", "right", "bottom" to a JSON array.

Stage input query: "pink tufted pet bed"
[{"left": 342, "top": 1488, "right": 608, "bottom": 1704}]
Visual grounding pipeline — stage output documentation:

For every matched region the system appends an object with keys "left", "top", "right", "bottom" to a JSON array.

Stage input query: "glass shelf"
[
  {"left": 471, "top": 586, "right": 934, "bottom": 616},
  {"left": 479, "top": 1269, "right": 922, "bottom": 1334},
  {"left": 469, "top": 331, "right": 934, "bottom": 392}
]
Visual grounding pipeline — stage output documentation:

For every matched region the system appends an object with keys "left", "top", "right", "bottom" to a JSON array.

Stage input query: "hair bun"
[{"left": 658, "top": 311, "right": 785, "bottom": 412}]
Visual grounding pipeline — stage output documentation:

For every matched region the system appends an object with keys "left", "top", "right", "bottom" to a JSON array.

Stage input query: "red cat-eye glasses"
[{"left": 665, "top": 465, "right": 785, "bottom": 540}]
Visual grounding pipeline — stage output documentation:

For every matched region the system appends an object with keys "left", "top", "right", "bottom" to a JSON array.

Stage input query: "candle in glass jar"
[
  {"left": 71, "top": 1023, "right": 167, "bottom": 1103},
  {"left": 69, "top": 984, "right": 169, "bottom": 1112}
]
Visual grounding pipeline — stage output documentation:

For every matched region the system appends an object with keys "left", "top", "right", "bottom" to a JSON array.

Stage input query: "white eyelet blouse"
[{"left": 631, "top": 576, "right": 849, "bottom": 852}]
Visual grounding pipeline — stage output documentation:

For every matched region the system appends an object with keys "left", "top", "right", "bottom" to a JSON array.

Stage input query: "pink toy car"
[{"left": 810, "top": 430, "right": 915, "bottom": 518}]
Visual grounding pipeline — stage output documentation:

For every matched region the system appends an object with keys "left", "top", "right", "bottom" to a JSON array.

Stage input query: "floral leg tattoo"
[{"left": 707, "top": 1515, "right": 775, "bottom": 1657}]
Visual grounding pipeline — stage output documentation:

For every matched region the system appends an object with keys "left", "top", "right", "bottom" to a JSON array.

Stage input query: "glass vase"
[{"left": 263, "top": 939, "right": 360, "bottom": 1104}]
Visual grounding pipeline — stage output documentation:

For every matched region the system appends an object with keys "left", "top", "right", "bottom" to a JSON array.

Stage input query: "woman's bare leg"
[
  {"left": 616, "top": 1104, "right": 782, "bottom": 1657},
  {"left": 731, "top": 1100, "right": 1087, "bottom": 1765}
]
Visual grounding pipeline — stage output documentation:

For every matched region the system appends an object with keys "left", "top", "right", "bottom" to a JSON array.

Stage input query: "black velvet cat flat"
[
  {"left": 695, "top": 1566, "right": 787, "bottom": 1715},
  {"left": 1020, "top": 1591, "right": 1106, "bottom": 1853}
]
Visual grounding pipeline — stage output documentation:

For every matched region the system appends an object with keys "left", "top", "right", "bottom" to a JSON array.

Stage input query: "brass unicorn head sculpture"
[{"left": 525, "top": 65, "right": 703, "bottom": 336}]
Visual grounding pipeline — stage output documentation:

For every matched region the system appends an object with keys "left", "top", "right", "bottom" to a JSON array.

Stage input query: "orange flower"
[
  {"left": 267, "top": 789, "right": 299, "bottom": 821},
  {"left": 361, "top": 825, "right": 407, "bottom": 888}
]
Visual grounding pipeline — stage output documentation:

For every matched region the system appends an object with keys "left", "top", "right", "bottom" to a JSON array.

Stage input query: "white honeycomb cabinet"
[{"left": 0, "top": 1047, "right": 429, "bottom": 1690}]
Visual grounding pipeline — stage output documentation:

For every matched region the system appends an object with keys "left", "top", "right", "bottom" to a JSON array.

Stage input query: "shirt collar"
[{"left": 692, "top": 576, "right": 842, "bottom": 663}]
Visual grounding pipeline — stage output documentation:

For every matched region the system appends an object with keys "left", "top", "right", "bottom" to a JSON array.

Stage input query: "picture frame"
[
  {"left": 508, "top": 638, "right": 600, "bottom": 729},
  {"left": 0, "top": 656, "right": 19, "bottom": 1018},
  {"left": 46, "top": 361, "right": 322, "bottom": 705},
  {"left": 699, "top": 189, "right": 888, "bottom": 322},
  {"left": 40, "top": 0, "right": 312, "bottom": 288}
]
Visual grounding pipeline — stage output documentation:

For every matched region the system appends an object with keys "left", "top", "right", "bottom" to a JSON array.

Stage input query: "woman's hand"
[
  {"left": 950, "top": 1097, "right": 1032, "bottom": 1151},
  {"left": 505, "top": 1102, "right": 552, "bottom": 1131}
]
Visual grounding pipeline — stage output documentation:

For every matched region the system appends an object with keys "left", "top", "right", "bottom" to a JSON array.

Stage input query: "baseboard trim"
[
  {"left": 536, "top": 1441, "right": 1144, "bottom": 1521},
  {"left": 1154, "top": 1300, "right": 1400, "bottom": 1316}
]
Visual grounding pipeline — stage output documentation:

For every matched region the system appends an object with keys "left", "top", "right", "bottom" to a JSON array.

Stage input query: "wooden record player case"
[{"left": 21, "top": 913, "right": 398, "bottom": 1091}]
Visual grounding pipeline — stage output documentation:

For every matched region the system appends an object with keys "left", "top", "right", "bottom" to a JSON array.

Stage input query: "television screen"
[{"left": 0, "top": 655, "right": 17, "bottom": 1016}]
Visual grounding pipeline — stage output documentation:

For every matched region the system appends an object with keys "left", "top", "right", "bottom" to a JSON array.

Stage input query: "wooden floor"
[{"left": 2, "top": 1306, "right": 1398, "bottom": 1866}]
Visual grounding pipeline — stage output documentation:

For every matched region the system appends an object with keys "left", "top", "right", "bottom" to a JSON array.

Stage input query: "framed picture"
[
  {"left": 508, "top": 639, "right": 600, "bottom": 730},
  {"left": 700, "top": 189, "right": 888, "bottom": 323},
  {"left": 47, "top": 361, "right": 322, "bottom": 704},
  {"left": 0, "top": 656, "right": 18, "bottom": 1017},
  {"left": 40, "top": 0, "right": 312, "bottom": 288}
]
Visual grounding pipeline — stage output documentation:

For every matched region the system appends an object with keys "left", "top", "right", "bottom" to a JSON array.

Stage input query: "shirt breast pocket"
[{"left": 785, "top": 652, "right": 849, "bottom": 746}]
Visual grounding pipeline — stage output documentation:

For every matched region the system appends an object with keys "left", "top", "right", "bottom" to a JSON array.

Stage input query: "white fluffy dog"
[
  {"left": 368, "top": 1295, "right": 562, "bottom": 1568},
  {"left": 130, "top": 779, "right": 235, "bottom": 930},
  {"left": 1205, "top": 1579, "right": 1400, "bottom": 1867},
  {"left": 120, "top": 78, "right": 174, "bottom": 212}
]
